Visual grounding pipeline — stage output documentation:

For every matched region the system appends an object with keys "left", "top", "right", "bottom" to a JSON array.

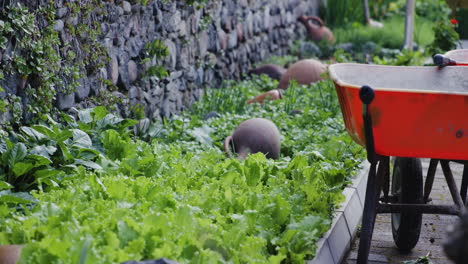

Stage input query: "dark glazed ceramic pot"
[
  {"left": 298, "top": 15, "right": 335, "bottom": 44},
  {"left": 278, "top": 59, "right": 327, "bottom": 90},
  {"left": 224, "top": 118, "right": 281, "bottom": 160}
]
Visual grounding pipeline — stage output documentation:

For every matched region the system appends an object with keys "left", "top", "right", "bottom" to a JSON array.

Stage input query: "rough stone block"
[
  {"left": 57, "top": 92, "right": 75, "bottom": 111},
  {"left": 56, "top": 7, "right": 68, "bottom": 18},
  {"left": 54, "top": 20, "right": 64, "bottom": 31},
  {"left": 75, "top": 78, "right": 90, "bottom": 102},
  {"left": 108, "top": 54, "right": 119, "bottom": 86},
  {"left": 228, "top": 30, "right": 238, "bottom": 49},
  {"left": 127, "top": 60, "right": 138, "bottom": 83},
  {"left": 122, "top": 1, "right": 132, "bottom": 14}
]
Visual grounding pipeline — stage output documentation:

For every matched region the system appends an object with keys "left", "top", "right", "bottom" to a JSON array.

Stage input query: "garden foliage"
[{"left": 0, "top": 78, "right": 364, "bottom": 263}]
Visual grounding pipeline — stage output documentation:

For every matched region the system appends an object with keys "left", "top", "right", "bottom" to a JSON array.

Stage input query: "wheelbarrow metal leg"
[
  {"left": 423, "top": 159, "right": 438, "bottom": 203},
  {"left": 381, "top": 156, "right": 390, "bottom": 202},
  {"left": 460, "top": 164, "right": 468, "bottom": 204},
  {"left": 357, "top": 85, "right": 381, "bottom": 264},
  {"left": 357, "top": 161, "right": 383, "bottom": 264},
  {"left": 440, "top": 160, "right": 466, "bottom": 214}
]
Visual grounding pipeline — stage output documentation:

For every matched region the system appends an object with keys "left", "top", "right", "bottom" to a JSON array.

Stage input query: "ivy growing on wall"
[{"left": 0, "top": 0, "right": 108, "bottom": 124}]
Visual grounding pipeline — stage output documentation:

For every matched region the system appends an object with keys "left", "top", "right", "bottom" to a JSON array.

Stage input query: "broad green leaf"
[
  {"left": 175, "top": 206, "right": 194, "bottom": 231},
  {"left": 72, "top": 129, "right": 92, "bottom": 148},
  {"left": 268, "top": 254, "right": 287, "bottom": 264},
  {"left": 0, "top": 181, "right": 12, "bottom": 190},
  {"left": 272, "top": 195, "right": 291, "bottom": 225},
  {"left": 189, "top": 125, "right": 214, "bottom": 146},
  {"left": 47, "top": 115, "right": 59, "bottom": 126},
  {"left": 61, "top": 164, "right": 77, "bottom": 170},
  {"left": 60, "top": 113, "right": 76, "bottom": 124},
  {"left": 34, "top": 168, "right": 64, "bottom": 179},
  {"left": 91, "top": 174, "right": 107, "bottom": 192},
  {"left": 58, "top": 142, "right": 74, "bottom": 163},
  {"left": 117, "top": 119, "right": 138, "bottom": 129},
  {"left": 117, "top": 220, "right": 138, "bottom": 247},
  {"left": 7, "top": 143, "right": 27, "bottom": 165},
  {"left": 0, "top": 142, "right": 7, "bottom": 154},
  {"left": 92, "top": 106, "right": 108, "bottom": 120},
  {"left": 32, "top": 125, "right": 56, "bottom": 138},
  {"left": 12, "top": 162, "right": 34, "bottom": 177},
  {"left": 20, "top": 127, "right": 47, "bottom": 142},
  {"left": 0, "top": 190, "right": 37, "bottom": 204},
  {"left": 97, "top": 114, "right": 123, "bottom": 129},
  {"left": 74, "top": 159, "right": 102, "bottom": 170},
  {"left": 78, "top": 108, "right": 94, "bottom": 124},
  {"left": 38, "top": 178, "right": 59, "bottom": 188},
  {"left": 244, "top": 154, "right": 265, "bottom": 186},
  {"left": 29, "top": 145, "right": 56, "bottom": 158},
  {"left": 56, "top": 129, "right": 73, "bottom": 143},
  {"left": 78, "top": 148, "right": 100, "bottom": 160}
]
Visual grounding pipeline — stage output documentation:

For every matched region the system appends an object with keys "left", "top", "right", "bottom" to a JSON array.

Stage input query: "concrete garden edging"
[{"left": 308, "top": 160, "right": 370, "bottom": 264}]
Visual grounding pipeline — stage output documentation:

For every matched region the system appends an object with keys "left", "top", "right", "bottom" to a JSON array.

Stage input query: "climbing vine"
[
  {"left": 0, "top": 2, "right": 60, "bottom": 120},
  {"left": 0, "top": 0, "right": 108, "bottom": 124}
]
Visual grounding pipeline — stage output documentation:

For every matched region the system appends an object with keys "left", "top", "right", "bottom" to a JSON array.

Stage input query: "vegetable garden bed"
[{"left": 0, "top": 77, "right": 364, "bottom": 263}]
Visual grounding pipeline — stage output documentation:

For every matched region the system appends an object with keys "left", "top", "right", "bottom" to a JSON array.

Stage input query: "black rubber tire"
[{"left": 391, "top": 157, "right": 423, "bottom": 251}]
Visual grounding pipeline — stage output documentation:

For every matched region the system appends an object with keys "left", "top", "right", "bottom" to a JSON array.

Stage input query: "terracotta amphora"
[
  {"left": 0, "top": 245, "right": 23, "bottom": 264},
  {"left": 298, "top": 15, "right": 335, "bottom": 44},
  {"left": 278, "top": 59, "right": 327, "bottom": 90},
  {"left": 224, "top": 118, "right": 281, "bottom": 160},
  {"left": 246, "top": 89, "right": 282, "bottom": 104}
]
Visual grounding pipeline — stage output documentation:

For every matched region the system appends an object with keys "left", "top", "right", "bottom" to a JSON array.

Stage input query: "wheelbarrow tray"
[
  {"left": 329, "top": 63, "right": 468, "bottom": 160},
  {"left": 445, "top": 49, "right": 468, "bottom": 63}
]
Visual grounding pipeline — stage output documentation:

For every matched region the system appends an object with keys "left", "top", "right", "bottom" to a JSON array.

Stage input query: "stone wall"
[{"left": 0, "top": 0, "right": 319, "bottom": 121}]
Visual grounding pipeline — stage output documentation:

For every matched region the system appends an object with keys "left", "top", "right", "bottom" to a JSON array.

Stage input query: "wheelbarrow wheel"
[{"left": 391, "top": 157, "right": 423, "bottom": 251}]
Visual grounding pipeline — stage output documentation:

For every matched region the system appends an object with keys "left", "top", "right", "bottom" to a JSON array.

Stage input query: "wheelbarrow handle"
[
  {"left": 360, "top": 85, "right": 378, "bottom": 163},
  {"left": 433, "top": 54, "right": 457, "bottom": 66}
]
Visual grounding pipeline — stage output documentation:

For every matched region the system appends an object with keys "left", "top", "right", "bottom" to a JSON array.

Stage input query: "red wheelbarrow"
[{"left": 329, "top": 63, "right": 468, "bottom": 263}]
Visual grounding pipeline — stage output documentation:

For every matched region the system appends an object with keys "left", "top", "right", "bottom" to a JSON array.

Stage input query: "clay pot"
[
  {"left": 298, "top": 15, "right": 335, "bottom": 44},
  {"left": 278, "top": 59, "right": 327, "bottom": 90},
  {"left": 0, "top": 245, "right": 23, "bottom": 264},
  {"left": 248, "top": 64, "right": 286, "bottom": 81},
  {"left": 224, "top": 118, "right": 281, "bottom": 160},
  {"left": 246, "top": 89, "right": 282, "bottom": 104}
]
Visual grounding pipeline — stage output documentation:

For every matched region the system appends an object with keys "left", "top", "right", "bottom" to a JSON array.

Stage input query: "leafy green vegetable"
[{"left": 0, "top": 77, "right": 364, "bottom": 263}]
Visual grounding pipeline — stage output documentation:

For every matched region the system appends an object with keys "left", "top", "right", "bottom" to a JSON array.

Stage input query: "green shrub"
[
  {"left": 333, "top": 16, "right": 433, "bottom": 50},
  {"left": 426, "top": 20, "right": 460, "bottom": 56},
  {"left": 0, "top": 107, "right": 137, "bottom": 194},
  {"left": 375, "top": 0, "right": 451, "bottom": 21}
]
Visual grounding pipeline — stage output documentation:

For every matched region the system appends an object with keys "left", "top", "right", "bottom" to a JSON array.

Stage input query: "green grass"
[
  {"left": 333, "top": 16, "right": 434, "bottom": 49},
  {"left": 320, "top": 0, "right": 365, "bottom": 27}
]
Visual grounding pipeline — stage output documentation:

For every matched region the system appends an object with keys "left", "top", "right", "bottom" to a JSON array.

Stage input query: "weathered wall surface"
[{"left": 0, "top": 0, "right": 319, "bottom": 121}]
